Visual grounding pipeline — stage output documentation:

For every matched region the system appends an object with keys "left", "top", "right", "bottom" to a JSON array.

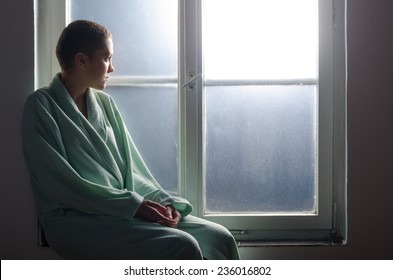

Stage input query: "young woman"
[{"left": 21, "top": 20, "right": 239, "bottom": 260}]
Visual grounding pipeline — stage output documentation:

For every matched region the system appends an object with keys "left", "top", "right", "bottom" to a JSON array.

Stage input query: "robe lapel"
[
  {"left": 86, "top": 89, "right": 107, "bottom": 141},
  {"left": 49, "top": 74, "right": 124, "bottom": 188}
]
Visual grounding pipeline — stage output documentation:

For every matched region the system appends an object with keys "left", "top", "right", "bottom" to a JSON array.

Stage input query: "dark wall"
[
  {"left": 1, "top": 0, "right": 392, "bottom": 259},
  {"left": 0, "top": 0, "right": 37, "bottom": 258},
  {"left": 346, "top": 0, "right": 393, "bottom": 258}
]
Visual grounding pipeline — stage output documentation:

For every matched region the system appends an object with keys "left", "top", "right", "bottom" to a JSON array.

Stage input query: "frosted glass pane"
[
  {"left": 106, "top": 86, "right": 178, "bottom": 194},
  {"left": 205, "top": 85, "right": 317, "bottom": 213},
  {"left": 70, "top": 0, "right": 178, "bottom": 76},
  {"left": 203, "top": 0, "right": 318, "bottom": 80}
]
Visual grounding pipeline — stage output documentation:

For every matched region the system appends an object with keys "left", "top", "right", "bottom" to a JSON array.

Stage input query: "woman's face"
[{"left": 85, "top": 38, "right": 115, "bottom": 90}]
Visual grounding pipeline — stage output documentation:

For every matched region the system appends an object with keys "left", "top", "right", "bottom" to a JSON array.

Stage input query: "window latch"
[{"left": 182, "top": 72, "right": 202, "bottom": 89}]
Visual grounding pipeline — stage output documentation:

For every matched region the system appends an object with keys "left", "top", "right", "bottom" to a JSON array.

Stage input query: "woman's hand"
[
  {"left": 135, "top": 200, "right": 180, "bottom": 228},
  {"left": 165, "top": 205, "right": 181, "bottom": 227}
]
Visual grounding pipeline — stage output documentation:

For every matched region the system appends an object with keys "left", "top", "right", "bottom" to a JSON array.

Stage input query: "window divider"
[
  {"left": 107, "top": 76, "right": 178, "bottom": 86},
  {"left": 205, "top": 78, "right": 318, "bottom": 87}
]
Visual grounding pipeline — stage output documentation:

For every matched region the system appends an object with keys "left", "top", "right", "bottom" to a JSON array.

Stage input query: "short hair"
[{"left": 56, "top": 20, "right": 112, "bottom": 70}]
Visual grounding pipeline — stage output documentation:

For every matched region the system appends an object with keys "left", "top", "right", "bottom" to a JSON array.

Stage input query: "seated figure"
[{"left": 21, "top": 20, "right": 239, "bottom": 260}]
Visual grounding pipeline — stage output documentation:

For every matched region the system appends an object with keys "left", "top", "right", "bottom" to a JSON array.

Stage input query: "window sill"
[{"left": 238, "top": 239, "right": 346, "bottom": 248}]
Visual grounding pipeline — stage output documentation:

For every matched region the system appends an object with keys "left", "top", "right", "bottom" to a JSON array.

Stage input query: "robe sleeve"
[
  {"left": 21, "top": 93, "right": 144, "bottom": 220},
  {"left": 108, "top": 97, "right": 193, "bottom": 217}
]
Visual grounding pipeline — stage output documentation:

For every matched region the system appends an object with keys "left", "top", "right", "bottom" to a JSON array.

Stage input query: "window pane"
[
  {"left": 70, "top": 0, "right": 178, "bottom": 77},
  {"left": 107, "top": 86, "right": 178, "bottom": 194},
  {"left": 203, "top": 0, "right": 318, "bottom": 80},
  {"left": 204, "top": 85, "right": 317, "bottom": 213}
]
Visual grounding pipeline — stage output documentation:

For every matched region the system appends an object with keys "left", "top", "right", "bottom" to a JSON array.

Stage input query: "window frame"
[
  {"left": 35, "top": 0, "right": 347, "bottom": 244},
  {"left": 179, "top": 0, "right": 347, "bottom": 243}
]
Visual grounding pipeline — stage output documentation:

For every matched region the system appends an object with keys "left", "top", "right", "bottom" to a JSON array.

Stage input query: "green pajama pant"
[{"left": 41, "top": 209, "right": 240, "bottom": 260}]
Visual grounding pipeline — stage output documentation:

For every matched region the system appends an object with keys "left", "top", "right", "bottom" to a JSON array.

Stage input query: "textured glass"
[
  {"left": 107, "top": 86, "right": 178, "bottom": 194},
  {"left": 205, "top": 85, "right": 317, "bottom": 213},
  {"left": 70, "top": 0, "right": 178, "bottom": 76},
  {"left": 204, "top": 0, "right": 318, "bottom": 80}
]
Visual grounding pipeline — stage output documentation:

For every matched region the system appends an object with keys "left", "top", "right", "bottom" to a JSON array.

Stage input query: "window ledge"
[{"left": 238, "top": 239, "right": 345, "bottom": 247}]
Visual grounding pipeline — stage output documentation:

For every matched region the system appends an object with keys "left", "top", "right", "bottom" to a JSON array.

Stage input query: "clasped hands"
[{"left": 135, "top": 199, "right": 181, "bottom": 228}]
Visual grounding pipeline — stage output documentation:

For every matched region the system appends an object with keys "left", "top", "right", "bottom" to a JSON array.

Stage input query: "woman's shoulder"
[
  {"left": 21, "top": 87, "right": 57, "bottom": 130},
  {"left": 25, "top": 87, "right": 54, "bottom": 109}
]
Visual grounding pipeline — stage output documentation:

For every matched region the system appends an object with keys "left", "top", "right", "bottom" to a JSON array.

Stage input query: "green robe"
[{"left": 21, "top": 74, "right": 239, "bottom": 260}]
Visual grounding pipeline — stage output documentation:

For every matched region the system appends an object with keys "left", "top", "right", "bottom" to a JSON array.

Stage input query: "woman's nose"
[{"left": 108, "top": 62, "right": 115, "bottom": 73}]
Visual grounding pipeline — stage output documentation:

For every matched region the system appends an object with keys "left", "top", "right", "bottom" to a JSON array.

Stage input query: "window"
[
  {"left": 203, "top": 0, "right": 318, "bottom": 215},
  {"left": 35, "top": 0, "right": 347, "bottom": 243}
]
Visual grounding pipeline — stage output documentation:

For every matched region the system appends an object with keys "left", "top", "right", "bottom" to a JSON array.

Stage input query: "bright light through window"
[
  {"left": 203, "top": 0, "right": 319, "bottom": 215},
  {"left": 203, "top": 0, "right": 318, "bottom": 80}
]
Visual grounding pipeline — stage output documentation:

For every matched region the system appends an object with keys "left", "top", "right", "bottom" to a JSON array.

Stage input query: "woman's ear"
[{"left": 75, "top": 52, "right": 88, "bottom": 69}]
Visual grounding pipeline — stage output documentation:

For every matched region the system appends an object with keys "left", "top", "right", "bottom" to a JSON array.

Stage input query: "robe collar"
[
  {"left": 48, "top": 74, "right": 124, "bottom": 186},
  {"left": 49, "top": 74, "right": 107, "bottom": 140}
]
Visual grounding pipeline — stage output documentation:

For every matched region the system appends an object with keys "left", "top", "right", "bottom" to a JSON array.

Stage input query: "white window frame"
[{"left": 35, "top": 0, "right": 347, "bottom": 244}]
